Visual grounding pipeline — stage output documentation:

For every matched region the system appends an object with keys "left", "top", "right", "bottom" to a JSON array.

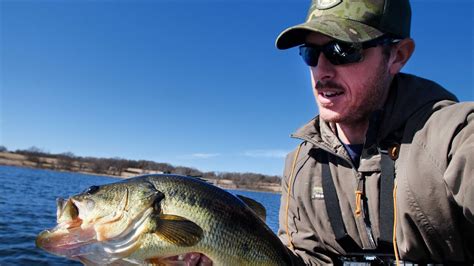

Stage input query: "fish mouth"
[
  {"left": 36, "top": 198, "right": 96, "bottom": 257},
  {"left": 36, "top": 224, "right": 97, "bottom": 257},
  {"left": 36, "top": 198, "right": 154, "bottom": 264}
]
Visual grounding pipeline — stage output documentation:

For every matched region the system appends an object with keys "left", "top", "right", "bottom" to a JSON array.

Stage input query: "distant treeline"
[{"left": 0, "top": 146, "right": 282, "bottom": 186}]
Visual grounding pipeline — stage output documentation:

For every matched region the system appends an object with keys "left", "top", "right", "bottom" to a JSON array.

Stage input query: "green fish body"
[{"left": 36, "top": 174, "right": 291, "bottom": 265}]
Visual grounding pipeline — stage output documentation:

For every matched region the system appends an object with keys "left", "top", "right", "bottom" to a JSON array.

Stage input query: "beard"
[{"left": 316, "top": 63, "right": 392, "bottom": 125}]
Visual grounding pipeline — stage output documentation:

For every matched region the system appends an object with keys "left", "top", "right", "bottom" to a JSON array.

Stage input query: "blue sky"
[{"left": 1, "top": 0, "right": 473, "bottom": 176}]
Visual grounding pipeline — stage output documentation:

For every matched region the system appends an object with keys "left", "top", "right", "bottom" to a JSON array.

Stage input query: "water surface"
[{"left": 0, "top": 165, "right": 281, "bottom": 265}]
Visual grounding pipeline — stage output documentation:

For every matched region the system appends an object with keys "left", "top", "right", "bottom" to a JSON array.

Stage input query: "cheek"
[
  {"left": 309, "top": 70, "right": 319, "bottom": 98},
  {"left": 309, "top": 69, "right": 316, "bottom": 87},
  {"left": 340, "top": 62, "right": 387, "bottom": 99},
  {"left": 86, "top": 199, "right": 95, "bottom": 210},
  {"left": 339, "top": 72, "right": 365, "bottom": 97}
]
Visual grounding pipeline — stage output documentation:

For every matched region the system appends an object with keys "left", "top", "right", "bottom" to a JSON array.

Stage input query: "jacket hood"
[{"left": 293, "top": 73, "right": 458, "bottom": 144}]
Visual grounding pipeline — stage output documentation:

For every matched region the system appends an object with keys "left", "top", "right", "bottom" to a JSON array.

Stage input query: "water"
[{"left": 0, "top": 165, "right": 281, "bottom": 265}]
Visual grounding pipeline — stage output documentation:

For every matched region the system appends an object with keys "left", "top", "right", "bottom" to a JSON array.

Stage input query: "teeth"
[{"left": 322, "top": 91, "right": 342, "bottom": 97}]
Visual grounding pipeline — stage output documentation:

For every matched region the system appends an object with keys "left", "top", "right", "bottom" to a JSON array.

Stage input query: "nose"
[{"left": 310, "top": 53, "right": 336, "bottom": 83}]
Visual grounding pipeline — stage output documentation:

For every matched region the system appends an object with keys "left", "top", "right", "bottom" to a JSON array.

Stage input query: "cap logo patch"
[{"left": 315, "top": 0, "right": 342, "bottom": 10}]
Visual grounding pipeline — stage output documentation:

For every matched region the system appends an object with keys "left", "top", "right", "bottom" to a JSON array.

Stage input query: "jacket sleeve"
[
  {"left": 277, "top": 148, "right": 334, "bottom": 265},
  {"left": 443, "top": 105, "right": 474, "bottom": 224}
]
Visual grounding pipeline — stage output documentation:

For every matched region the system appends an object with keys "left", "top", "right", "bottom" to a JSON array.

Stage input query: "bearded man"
[{"left": 275, "top": 0, "right": 474, "bottom": 264}]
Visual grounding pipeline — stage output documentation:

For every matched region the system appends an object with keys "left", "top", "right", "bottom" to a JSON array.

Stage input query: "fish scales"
[
  {"left": 143, "top": 175, "right": 288, "bottom": 265},
  {"left": 36, "top": 174, "right": 291, "bottom": 265}
]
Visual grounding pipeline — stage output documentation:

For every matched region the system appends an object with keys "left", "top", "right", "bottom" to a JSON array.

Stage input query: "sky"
[{"left": 1, "top": 0, "right": 473, "bottom": 176}]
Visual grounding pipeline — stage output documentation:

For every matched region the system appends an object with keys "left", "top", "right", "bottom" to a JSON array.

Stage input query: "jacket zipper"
[
  {"left": 294, "top": 135, "right": 377, "bottom": 250},
  {"left": 356, "top": 173, "right": 377, "bottom": 249}
]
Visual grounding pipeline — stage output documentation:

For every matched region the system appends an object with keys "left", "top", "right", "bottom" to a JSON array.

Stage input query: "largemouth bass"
[{"left": 36, "top": 174, "right": 291, "bottom": 265}]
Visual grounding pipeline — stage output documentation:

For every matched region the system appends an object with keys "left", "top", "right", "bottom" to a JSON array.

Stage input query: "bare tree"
[{"left": 56, "top": 152, "right": 76, "bottom": 171}]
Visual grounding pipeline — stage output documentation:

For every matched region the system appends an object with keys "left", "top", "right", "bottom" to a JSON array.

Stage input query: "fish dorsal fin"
[
  {"left": 154, "top": 214, "right": 203, "bottom": 247},
  {"left": 237, "top": 195, "right": 266, "bottom": 222}
]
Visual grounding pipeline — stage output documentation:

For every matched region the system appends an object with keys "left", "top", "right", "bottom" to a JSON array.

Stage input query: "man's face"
[{"left": 305, "top": 33, "right": 392, "bottom": 125}]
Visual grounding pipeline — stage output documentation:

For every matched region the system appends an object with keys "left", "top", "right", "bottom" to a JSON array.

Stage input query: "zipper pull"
[{"left": 355, "top": 176, "right": 364, "bottom": 217}]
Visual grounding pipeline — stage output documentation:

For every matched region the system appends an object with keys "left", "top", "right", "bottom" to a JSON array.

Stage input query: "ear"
[{"left": 388, "top": 38, "right": 415, "bottom": 75}]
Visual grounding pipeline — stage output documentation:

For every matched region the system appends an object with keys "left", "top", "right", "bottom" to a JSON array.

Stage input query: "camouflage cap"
[{"left": 276, "top": 0, "right": 411, "bottom": 49}]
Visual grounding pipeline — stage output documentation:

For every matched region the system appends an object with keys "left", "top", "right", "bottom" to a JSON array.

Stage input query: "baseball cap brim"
[{"left": 275, "top": 16, "right": 384, "bottom": 50}]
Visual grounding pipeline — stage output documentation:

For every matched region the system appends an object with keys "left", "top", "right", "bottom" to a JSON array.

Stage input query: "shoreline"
[{"left": 0, "top": 152, "right": 281, "bottom": 193}]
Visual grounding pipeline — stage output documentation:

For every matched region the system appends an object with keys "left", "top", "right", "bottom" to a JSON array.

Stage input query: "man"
[{"left": 276, "top": 0, "right": 474, "bottom": 264}]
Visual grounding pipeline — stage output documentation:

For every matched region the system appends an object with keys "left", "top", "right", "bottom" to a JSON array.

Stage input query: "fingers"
[
  {"left": 199, "top": 254, "right": 213, "bottom": 266},
  {"left": 184, "top": 253, "right": 212, "bottom": 266},
  {"left": 185, "top": 253, "right": 201, "bottom": 266}
]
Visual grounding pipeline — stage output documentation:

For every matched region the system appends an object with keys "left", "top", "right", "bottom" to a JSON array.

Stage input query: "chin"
[
  {"left": 318, "top": 109, "right": 344, "bottom": 123},
  {"left": 319, "top": 114, "right": 345, "bottom": 123}
]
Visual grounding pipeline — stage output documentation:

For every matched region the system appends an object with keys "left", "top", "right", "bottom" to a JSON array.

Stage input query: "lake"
[{"left": 0, "top": 165, "right": 281, "bottom": 265}]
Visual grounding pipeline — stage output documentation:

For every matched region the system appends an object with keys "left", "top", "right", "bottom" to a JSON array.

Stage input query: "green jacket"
[{"left": 278, "top": 73, "right": 474, "bottom": 264}]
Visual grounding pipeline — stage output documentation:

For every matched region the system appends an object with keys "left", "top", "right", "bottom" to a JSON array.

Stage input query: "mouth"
[
  {"left": 36, "top": 198, "right": 96, "bottom": 255},
  {"left": 56, "top": 198, "right": 81, "bottom": 228},
  {"left": 317, "top": 89, "right": 345, "bottom": 106},
  {"left": 319, "top": 90, "right": 344, "bottom": 98},
  {"left": 315, "top": 80, "right": 345, "bottom": 99},
  {"left": 36, "top": 197, "right": 154, "bottom": 264}
]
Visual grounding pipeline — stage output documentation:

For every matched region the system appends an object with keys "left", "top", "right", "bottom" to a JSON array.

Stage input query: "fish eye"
[{"left": 84, "top": 185, "right": 100, "bottom": 195}]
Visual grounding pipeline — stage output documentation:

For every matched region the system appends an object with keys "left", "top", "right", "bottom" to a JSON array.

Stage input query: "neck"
[{"left": 336, "top": 121, "right": 369, "bottom": 145}]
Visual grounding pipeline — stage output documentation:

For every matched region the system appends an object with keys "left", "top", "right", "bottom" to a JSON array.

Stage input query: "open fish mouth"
[
  {"left": 36, "top": 224, "right": 97, "bottom": 258},
  {"left": 36, "top": 197, "right": 154, "bottom": 264},
  {"left": 36, "top": 198, "right": 97, "bottom": 257}
]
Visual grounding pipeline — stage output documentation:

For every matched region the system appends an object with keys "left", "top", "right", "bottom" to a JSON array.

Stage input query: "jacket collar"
[{"left": 292, "top": 73, "right": 458, "bottom": 148}]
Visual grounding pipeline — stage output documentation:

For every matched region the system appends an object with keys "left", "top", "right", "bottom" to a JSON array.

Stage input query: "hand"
[
  {"left": 165, "top": 253, "right": 212, "bottom": 266},
  {"left": 182, "top": 253, "right": 212, "bottom": 266}
]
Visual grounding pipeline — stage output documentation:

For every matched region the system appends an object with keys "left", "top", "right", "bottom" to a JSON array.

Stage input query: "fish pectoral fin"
[
  {"left": 154, "top": 214, "right": 203, "bottom": 247},
  {"left": 237, "top": 195, "right": 267, "bottom": 222}
]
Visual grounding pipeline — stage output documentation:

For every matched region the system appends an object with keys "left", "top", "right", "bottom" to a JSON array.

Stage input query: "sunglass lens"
[
  {"left": 324, "top": 42, "right": 362, "bottom": 65},
  {"left": 299, "top": 46, "right": 320, "bottom": 67},
  {"left": 299, "top": 42, "right": 364, "bottom": 66}
]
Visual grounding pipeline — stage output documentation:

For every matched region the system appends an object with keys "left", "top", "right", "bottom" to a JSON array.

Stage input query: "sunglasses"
[{"left": 299, "top": 36, "right": 401, "bottom": 67}]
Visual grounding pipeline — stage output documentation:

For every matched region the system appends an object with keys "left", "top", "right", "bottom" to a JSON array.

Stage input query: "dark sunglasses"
[{"left": 299, "top": 36, "right": 401, "bottom": 67}]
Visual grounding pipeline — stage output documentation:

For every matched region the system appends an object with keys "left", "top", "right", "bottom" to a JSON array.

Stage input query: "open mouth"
[
  {"left": 36, "top": 197, "right": 154, "bottom": 264},
  {"left": 36, "top": 198, "right": 96, "bottom": 254},
  {"left": 320, "top": 91, "right": 344, "bottom": 98},
  {"left": 56, "top": 198, "right": 81, "bottom": 228}
]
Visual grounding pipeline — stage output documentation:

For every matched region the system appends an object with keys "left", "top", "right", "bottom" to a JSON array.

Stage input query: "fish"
[{"left": 36, "top": 174, "right": 292, "bottom": 265}]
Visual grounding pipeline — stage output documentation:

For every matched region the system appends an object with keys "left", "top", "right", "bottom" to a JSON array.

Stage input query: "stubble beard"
[{"left": 317, "top": 64, "right": 391, "bottom": 126}]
